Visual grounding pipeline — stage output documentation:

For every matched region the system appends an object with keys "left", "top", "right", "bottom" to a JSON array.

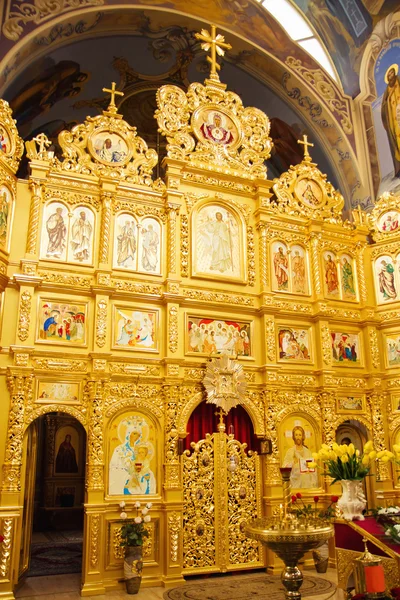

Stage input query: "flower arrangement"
[
  {"left": 119, "top": 500, "right": 152, "bottom": 547},
  {"left": 290, "top": 493, "right": 339, "bottom": 520},
  {"left": 308, "top": 441, "right": 393, "bottom": 483}
]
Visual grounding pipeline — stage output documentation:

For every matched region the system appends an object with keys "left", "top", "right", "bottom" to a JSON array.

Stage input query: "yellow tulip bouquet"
[{"left": 308, "top": 441, "right": 393, "bottom": 483}]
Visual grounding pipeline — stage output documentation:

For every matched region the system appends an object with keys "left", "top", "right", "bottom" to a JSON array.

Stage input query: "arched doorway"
[
  {"left": 19, "top": 413, "right": 86, "bottom": 587},
  {"left": 182, "top": 402, "right": 264, "bottom": 574}
]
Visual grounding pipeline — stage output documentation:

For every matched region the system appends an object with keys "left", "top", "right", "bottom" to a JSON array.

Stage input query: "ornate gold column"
[
  {"left": 257, "top": 221, "right": 269, "bottom": 291},
  {"left": 99, "top": 191, "right": 113, "bottom": 268},
  {"left": 355, "top": 241, "right": 368, "bottom": 304},
  {"left": 25, "top": 178, "right": 43, "bottom": 257},
  {"left": 319, "top": 391, "right": 336, "bottom": 492},
  {"left": 167, "top": 203, "right": 180, "bottom": 277},
  {"left": 368, "top": 392, "right": 391, "bottom": 484},
  {"left": 309, "top": 232, "right": 322, "bottom": 298},
  {"left": 86, "top": 378, "right": 105, "bottom": 493}
]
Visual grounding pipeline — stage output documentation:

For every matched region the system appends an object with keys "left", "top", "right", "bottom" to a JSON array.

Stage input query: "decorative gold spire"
[
  {"left": 195, "top": 25, "right": 232, "bottom": 81},
  {"left": 297, "top": 134, "right": 314, "bottom": 162},
  {"left": 102, "top": 81, "right": 124, "bottom": 116}
]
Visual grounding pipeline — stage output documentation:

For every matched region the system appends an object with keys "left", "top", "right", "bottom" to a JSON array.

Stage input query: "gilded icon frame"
[
  {"left": 384, "top": 332, "right": 400, "bottom": 369},
  {"left": 112, "top": 305, "right": 160, "bottom": 353},
  {"left": 191, "top": 200, "right": 247, "bottom": 284},
  {"left": 185, "top": 313, "right": 254, "bottom": 359},
  {"left": 88, "top": 129, "right": 132, "bottom": 167},
  {"left": 36, "top": 297, "right": 89, "bottom": 347},
  {"left": 276, "top": 324, "right": 313, "bottom": 364},
  {"left": 331, "top": 330, "right": 362, "bottom": 367},
  {"left": 336, "top": 395, "right": 365, "bottom": 414}
]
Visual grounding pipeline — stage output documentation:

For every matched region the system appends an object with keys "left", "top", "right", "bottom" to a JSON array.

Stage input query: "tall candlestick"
[{"left": 280, "top": 467, "right": 292, "bottom": 521}]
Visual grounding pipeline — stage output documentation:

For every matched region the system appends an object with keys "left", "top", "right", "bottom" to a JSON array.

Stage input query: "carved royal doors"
[{"left": 182, "top": 431, "right": 263, "bottom": 573}]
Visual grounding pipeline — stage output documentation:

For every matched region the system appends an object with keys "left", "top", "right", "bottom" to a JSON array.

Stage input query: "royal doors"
[{"left": 182, "top": 430, "right": 264, "bottom": 573}]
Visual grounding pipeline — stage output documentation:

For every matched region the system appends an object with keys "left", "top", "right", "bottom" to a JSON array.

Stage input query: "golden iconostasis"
[{"left": 0, "top": 50, "right": 399, "bottom": 596}]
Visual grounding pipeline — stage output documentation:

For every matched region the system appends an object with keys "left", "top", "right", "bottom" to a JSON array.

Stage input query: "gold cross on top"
[
  {"left": 195, "top": 25, "right": 232, "bottom": 81},
  {"left": 298, "top": 134, "right": 314, "bottom": 161},
  {"left": 102, "top": 82, "right": 124, "bottom": 114},
  {"left": 33, "top": 132, "right": 51, "bottom": 155}
]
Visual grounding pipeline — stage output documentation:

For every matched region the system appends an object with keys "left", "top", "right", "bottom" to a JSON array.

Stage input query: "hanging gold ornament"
[{"left": 202, "top": 353, "right": 247, "bottom": 414}]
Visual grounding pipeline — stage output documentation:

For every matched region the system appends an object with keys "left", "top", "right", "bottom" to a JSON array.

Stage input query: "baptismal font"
[{"left": 244, "top": 468, "right": 333, "bottom": 600}]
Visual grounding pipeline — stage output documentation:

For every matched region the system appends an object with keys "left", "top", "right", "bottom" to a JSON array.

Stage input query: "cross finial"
[
  {"left": 102, "top": 82, "right": 124, "bottom": 114},
  {"left": 33, "top": 133, "right": 51, "bottom": 156},
  {"left": 298, "top": 134, "right": 314, "bottom": 162},
  {"left": 195, "top": 25, "right": 232, "bottom": 81}
]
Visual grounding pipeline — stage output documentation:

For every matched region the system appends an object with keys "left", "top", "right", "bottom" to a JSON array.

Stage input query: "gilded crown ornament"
[
  {"left": 203, "top": 353, "right": 247, "bottom": 414},
  {"left": 272, "top": 134, "right": 344, "bottom": 220},
  {"left": 155, "top": 24, "right": 272, "bottom": 179},
  {"left": 54, "top": 82, "right": 157, "bottom": 184}
]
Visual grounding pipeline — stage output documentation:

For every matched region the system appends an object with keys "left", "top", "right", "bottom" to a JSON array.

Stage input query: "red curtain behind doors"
[{"left": 184, "top": 402, "right": 257, "bottom": 452}]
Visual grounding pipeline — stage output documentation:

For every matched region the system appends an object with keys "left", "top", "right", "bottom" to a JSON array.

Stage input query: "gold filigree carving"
[
  {"left": 93, "top": 359, "right": 107, "bottom": 372},
  {"left": 184, "top": 368, "right": 204, "bottom": 380},
  {"left": 90, "top": 514, "right": 100, "bottom": 570},
  {"left": 109, "top": 363, "right": 161, "bottom": 377},
  {"left": 15, "top": 353, "right": 29, "bottom": 367},
  {"left": 0, "top": 518, "right": 13, "bottom": 578},
  {"left": 355, "top": 242, "right": 367, "bottom": 302},
  {"left": 86, "top": 381, "right": 105, "bottom": 491},
  {"left": 265, "top": 318, "right": 276, "bottom": 362},
  {"left": 38, "top": 271, "right": 92, "bottom": 288},
  {"left": 164, "top": 384, "right": 180, "bottom": 489},
  {"left": 285, "top": 58, "right": 353, "bottom": 134},
  {"left": 182, "top": 171, "right": 256, "bottom": 194},
  {"left": 247, "top": 225, "right": 255, "bottom": 286},
  {"left": 168, "top": 512, "right": 181, "bottom": 564},
  {"left": 266, "top": 373, "right": 316, "bottom": 386},
  {"left": 321, "top": 325, "right": 332, "bottom": 366},
  {"left": 167, "top": 204, "right": 179, "bottom": 275},
  {"left": 33, "top": 358, "right": 87, "bottom": 371},
  {"left": 112, "top": 199, "right": 167, "bottom": 222},
  {"left": 262, "top": 296, "right": 312, "bottom": 313},
  {"left": 168, "top": 306, "right": 179, "bottom": 353},
  {"left": 18, "top": 290, "right": 32, "bottom": 342},
  {"left": 167, "top": 364, "right": 180, "bottom": 377},
  {"left": 245, "top": 371, "right": 256, "bottom": 383},
  {"left": 112, "top": 280, "right": 162, "bottom": 295},
  {"left": 257, "top": 222, "right": 269, "bottom": 290},
  {"left": 318, "top": 304, "right": 360, "bottom": 319},
  {"left": 0, "top": 100, "right": 24, "bottom": 172},
  {"left": 180, "top": 214, "right": 189, "bottom": 278},
  {"left": 104, "top": 383, "right": 163, "bottom": 418},
  {"left": 43, "top": 188, "right": 100, "bottom": 211},
  {"left": 369, "top": 329, "right": 380, "bottom": 369},
  {"left": 184, "top": 288, "right": 254, "bottom": 305},
  {"left": 156, "top": 77, "right": 272, "bottom": 180},
  {"left": 95, "top": 299, "right": 108, "bottom": 348},
  {"left": 325, "top": 375, "right": 366, "bottom": 388}
]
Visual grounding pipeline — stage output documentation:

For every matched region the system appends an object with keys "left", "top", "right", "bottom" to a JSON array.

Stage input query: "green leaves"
[
  {"left": 326, "top": 453, "right": 369, "bottom": 484},
  {"left": 120, "top": 521, "right": 150, "bottom": 547}
]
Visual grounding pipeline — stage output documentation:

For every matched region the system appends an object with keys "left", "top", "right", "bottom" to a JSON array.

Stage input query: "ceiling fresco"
[{"left": 3, "top": 23, "right": 340, "bottom": 190}]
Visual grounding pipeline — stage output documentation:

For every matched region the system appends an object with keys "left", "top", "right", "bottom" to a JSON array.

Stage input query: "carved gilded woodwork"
[
  {"left": 164, "top": 384, "right": 180, "bottom": 489},
  {"left": 0, "top": 100, "right": 24, "bottom": 173},
  {"left": 0, "top": 518, "right": 13, "bottom": 579},
  {"left": 168, "top": 306, "right": 179, "bottom": 353},
  {"left": 26, "top": 179, "right": 43, "bottom": 256},
  {"left": 86, "top": 380, "right": 105, "bottom": 491},
  {"left": 99, "top": 192, "right": 112, "bottom": 264},
  {"left": 95, "top": 299, "right": 108, "bottom": 348},
  {"left": 89, "top": 514, "right": 101, "bottom": 571},
  {"left": 168, "top": 512, "right": 181, "bottom": 565},
  {"left": 17, "top": 290, "right": 32, "bottom": 342}
]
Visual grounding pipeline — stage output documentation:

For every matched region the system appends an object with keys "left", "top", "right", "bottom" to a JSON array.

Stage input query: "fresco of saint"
[
  {"left": 378, "top": 259, "right": 397, "bottom": 301},
  {"left": 381, "top": 64, "right": 400, "bottom": 177},
  {"left": 46, "top": 206, "right": 67, "bottom": 258},
  {"left": 292, "top": 249, "right": 306, "bottom": 293}
]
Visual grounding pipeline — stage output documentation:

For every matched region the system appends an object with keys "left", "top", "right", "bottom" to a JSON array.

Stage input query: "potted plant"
[
  {"left": 308, "top": 441, "right": 393, "bottom": 521},
  {"left": 119, "top": 500, "right": 152, "bottom": 595}
]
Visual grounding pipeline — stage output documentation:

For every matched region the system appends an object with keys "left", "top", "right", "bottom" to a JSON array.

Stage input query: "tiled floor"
[{"left": 16, "top": 569, "right": 340, "bottom": 599}]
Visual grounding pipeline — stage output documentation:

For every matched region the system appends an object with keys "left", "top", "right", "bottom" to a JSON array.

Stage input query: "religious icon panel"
[
  {"left": 279, "top": 415, "right": 319, "bottom": 490},
  {"left": 192, "top": 106, "right": 241, "bottom": 150},
  {"left": 108, "top": 412, "right": 157, "bottom": 496},
  {"left": 0, "top": 125, "right": 11, "bottom": 155},
  {"left": 271, "top": 242, "right": 309, "bottom": 295},
  {"left": 336, "top": 395, "right": 365, "bottom": 414},
  {"left": 323, "top": 251, "right": 340, "bottom": 298},
  {"left": 137, "top": 217, "right": 161, "bottom": 275},
  {"left": 40, "top": 201, "right": 69, "bottom": 262},
  {"left": 186, "top": 315, "right": 252, "bottom": 358},
  {"left": 55, "top": 425, "right": 80, "bottom": 474},
  {"left": 192, "top": 203, "right": 244, "bottom": 282},
  {"left": 339, "top": 254, "right": 357, "bottom": 300},
  {"left": 277, "top": 325, "right": 312, "bottom": 362},
  {"left": 66, "top": 206, "right": 95, "bottom": 265},
  {"left": 113, "top": 305, "right": 159, "bottom": 352},
  {"left": 385, "top": 332, "right": 400, "bottom": 368},
  {"left": 113, "top": 213, "right": 138, "bottom": 270},
  {"left": 378, "top": 211, "right": 400, "bottom": 233},
  {"left": 90, "top": 131, "right": 129, "bottom": 165},
  {"left": 37, "top": 298, "right": 88, "bottom": 346},
  {"left": 331, "top": 331, "right": 361, "bottom": 366},
  {"left": 294, "top": 177, "right": 323, "bottom": 208},
  {"left": 374, "top": 255, "right": 398, "bottom": 304},
  {"left": 0, "top": 184, "right": 13, "bottom": 253},
  {"left": 36, "top": 380, "right": 80, "bottom": 405}
]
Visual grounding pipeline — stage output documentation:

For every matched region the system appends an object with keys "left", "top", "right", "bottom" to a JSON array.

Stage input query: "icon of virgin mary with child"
[{"left": 109, "top": 417, "right": 156, "bottom": 496}]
